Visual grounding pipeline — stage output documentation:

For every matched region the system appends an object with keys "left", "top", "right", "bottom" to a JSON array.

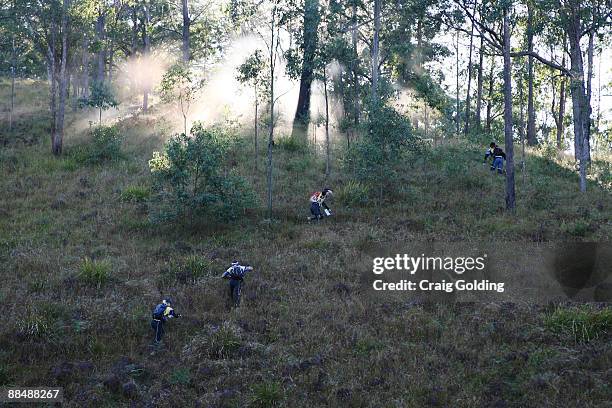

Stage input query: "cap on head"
[
  {"left": 490, "top": 142, "right": 496, "bottom": 148},
  {"left": 163, "top": 298, "right": 172, "bottom": 306},
  {"left": 231, "top": 260, "right": 239, "bottom": 266}
]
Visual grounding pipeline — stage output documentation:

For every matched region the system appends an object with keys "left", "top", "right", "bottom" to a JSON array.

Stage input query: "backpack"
[
  {"left": 152, "top": 303, "right": 167, "bottom": 319},
  {"left": 229, "top": 266, "right": 245, "bottom": 280}
]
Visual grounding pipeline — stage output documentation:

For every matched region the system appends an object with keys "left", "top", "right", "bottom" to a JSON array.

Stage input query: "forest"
[{"left": 1, "top": 0, "right": 611, "bottom": 406}]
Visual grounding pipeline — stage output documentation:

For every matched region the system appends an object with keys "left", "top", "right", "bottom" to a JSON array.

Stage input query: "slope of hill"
[{"left": 1, "top": 81, "right": 611, "bottom": 407}]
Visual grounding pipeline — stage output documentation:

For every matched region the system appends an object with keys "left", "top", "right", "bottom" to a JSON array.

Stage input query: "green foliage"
[
  {"left": 560, "top": 219, "right": 591, "bottom": 237},
  {"left": 545, "top": 306, "right": 612, "bottom": 344},
  {"left": 73, "top": 125, "right": 123, "bottom": 165},
  {"left": 15, "top": 313, "right": 53, "bottom": 340},
  {"left": 78, "top": 258, "right": 112, "bottom": 288},
  {"left": 121, "top": 186, "right": 150, "bottom": 203},
  {"left": 159, "top": 64, "right": 201, "bottom": 132},
  {"left": 250, "top": 381, "right": 283, "bottom": 408},
  {"left": 343, "top": 103, "right": 418, "bottom": 198},
  {"left": 79, "top": 81, "right": 118, "bottom": 122},
  {"left": 336, "top": 181, "right": 370, "bottom": 207},
  {"left": 149, "top": 124, "right": 256, "bottom": 224},
  {"left": 160, "top": 255, "right": 215, "bottom": 285},
  {"left": 169, "top": 367, "right": 192, "bottom": 386},
  {"left": 236, "top": 50, "right": 267, "bottom": 87},
  {"left": 275, "top": 136, "right": 308, "bottom": 153},
  {"left": 182, "top": 323, "right": 242, "bottom": 361}
]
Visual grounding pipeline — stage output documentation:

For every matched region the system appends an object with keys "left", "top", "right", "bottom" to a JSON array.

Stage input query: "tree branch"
[{"left": 510, "top": 51, "right": 572, "bottom": 77}]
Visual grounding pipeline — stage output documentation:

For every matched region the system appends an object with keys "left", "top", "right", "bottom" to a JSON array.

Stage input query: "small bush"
[
  {"left": 337, "top": 181, "right": 369, "bottom": 207},
  {"left": 163, "top": 255, "right": 215, "bottom": 284},
  {"left": 182, "top": 323, "right": 242, "bottom": 361},
  {"left": 121, "top": 186, "right": 150, "bottom": 203},
  {"left": 544, "top": 305, "right": 612, "bottom": 343},
  {"left": 560, "top": 219, "right": 591, "bottom": 237},
  {"left": 149, "top": 124, "right": 256, "bottom": 224},
  {"left": 90, "top": 125, "right": 122, "bottom": 162},
  {"left": 15, "top": 313, "right": 53, "bottom": 340},
  {"left": 78, "top": 258, "right": 112, "bottom": 287},
  {"left": 250, "top": 381, "right": 283, "bottom": 408},
  {"left": 169, "top": 367, "right": 191, "bottom": 386},
  {"left": 275, "top": 136, "right": 307, "bottom": 153}
]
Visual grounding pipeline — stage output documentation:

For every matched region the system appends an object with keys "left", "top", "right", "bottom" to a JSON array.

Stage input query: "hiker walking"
[
  {"left": 151, "top": 298, "right": 180, "bottom": 345},
  {"left": 484, "top": 142, "right": 507, "bottom": 175},
  {"left": 222, "top": 261, "right": 253, "bottom": 307},
  {"left": 308, "top": 188, "right": 333, "bottom": 221}
]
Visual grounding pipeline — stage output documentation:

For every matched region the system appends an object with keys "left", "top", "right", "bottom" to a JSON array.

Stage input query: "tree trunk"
[
  {"left": 566, "top": 8, "right": 589, "bottom": 192},
  {"left": 371, "top": 0, "right": 381, "bottom": 101},
  {"left": 324, "top": 66, "right": 330, "bottom": 177},
  {"left": 81, "top": 37, "right": 89, "bottom": 97},
  {"left": 554, "top": 49, "right": 567, "bottom": 150},
  {"left": 292, "top": 0, "right": 320, "bottom": 138},
  {"left": 254, "top": 83, "right": 258, "bottom": 172},
  {"left": 9, "top": 36, "right": 16, "bottom": 132},
  {"left": 142, "top": 2, "right": 151, "bottom": 113},
  {"left": 350, "top": 0, "right": 359, "bottom": 142},
  {"left": 71, "top": 70, "right": 78, "bottom": 112},
  {"left": 502, "top": 6, "right": 515, "bottom": 211},
  {"left": 182, "top": 0, "right": 190, "bottom": 63},
  {"left": 526, "top": 4, "right": 537, "bottom": 146},
  {"left": 486, "top": 55, "right": 494, "bottom": 132},
  {"left": 463, "top": 15, "right": 475, "bottom": 136},
  {"left": 518, "top": 74, "right": 526, "bottom": 176},
  {"left": 475, "top": 36, "right": 484, "bottom": 130},
  {"left": 585, "top": 29, "right": 594, "bottom": 161},
  {"left": 54, "top": 0, "right": 70, "bottom": 156},
  {"left": 96, "top": 12, "right": 106, "bottom": 83},
  {"left": 267, "top": 7, "right": 277, "bottom": 219},
  {"left": 455, "top": 30, "right": 460, "bottom": 135},
  {"left": 48, "top": 21, "right": 58, "bottom": 154}
]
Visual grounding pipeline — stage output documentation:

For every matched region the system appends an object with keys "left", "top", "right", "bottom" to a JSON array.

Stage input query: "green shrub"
[
  {"left": 182, "top": 323, "right": 243, "bottom": 361},
  {"left": 78, "top": 258, "right": 112, "bottom": 287},
  {"left": 342, "top": 103, "right": 418, "bottom": 199},
  {"left": 169, "top": 367, "right": 191, "bottom": 386},
  {"left": 275, "top": 136, "right": 307, "bottom": 153},
  {"left": 15, "top": 313, "right": 53, "bottom": 340},
  {"left": 149, "top": 123, "right": 256, "bottom": 223},
  {"left": 560, "top": 219, "right": 591, "bottom": 237},
  {"left": 544, "top": 305, "right": 612, "bottom": 343},
  {"left": 337, "top": 181, "right": 369, "bottom": 207},
  {"left": 163, "top": 255, "right": 214, "bottom": 284},
  {"left": 250, "top": 381, "right": 283, "bottom": 408},
  {"left": 121, "top": 185, "right": 150, "bottom": 203},
  {"left": 90, "top": 125, "right": 122, "bottom": 162}
]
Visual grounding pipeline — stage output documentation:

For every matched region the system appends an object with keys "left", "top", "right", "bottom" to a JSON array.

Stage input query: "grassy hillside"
[{"left": 1, "top": 81, "right": 611, "bottom": 407}]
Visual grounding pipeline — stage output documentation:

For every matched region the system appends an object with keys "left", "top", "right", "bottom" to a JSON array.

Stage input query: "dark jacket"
[{"left": 484, "top": 147, "right": 506, "bottom": 161}]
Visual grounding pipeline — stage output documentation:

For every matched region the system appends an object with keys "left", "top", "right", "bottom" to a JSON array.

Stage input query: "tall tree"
[
  {"left": 142, "top": 0, "right": 151, "bottom": 113},
  {"left": 292, "top": 0, "right": 320, "bottom": 138},
  {"left": 182, "top": 0, "right": 190, "bottom": 62},
  {"left": 463, "top": 1, "right": 476, "bottom": 136},
  {"left": 502, "top": 3, "right": 515, "bottom": 210},
  {"left": 526, "top": 2, "right": 537, "bottom": 145},
  {"left": 371, "top": 0, "right": 381, "bottom": 100},
  {"left": 475, "top": 35, "right": 484, "bottom": 129}
]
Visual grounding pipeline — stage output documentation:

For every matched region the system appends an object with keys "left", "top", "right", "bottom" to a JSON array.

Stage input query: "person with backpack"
[
  {"left": 483, "top": 142, "right": 507, "bottom": 174},
  {"left": 308, "top": 188, "right": 333, "bottom": 221},
  {"left": 221, "top": 261, "right": 253, "bottom": 307},
  {"left": 150, "top": 298, "right": 180, "bottom": 345}
]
